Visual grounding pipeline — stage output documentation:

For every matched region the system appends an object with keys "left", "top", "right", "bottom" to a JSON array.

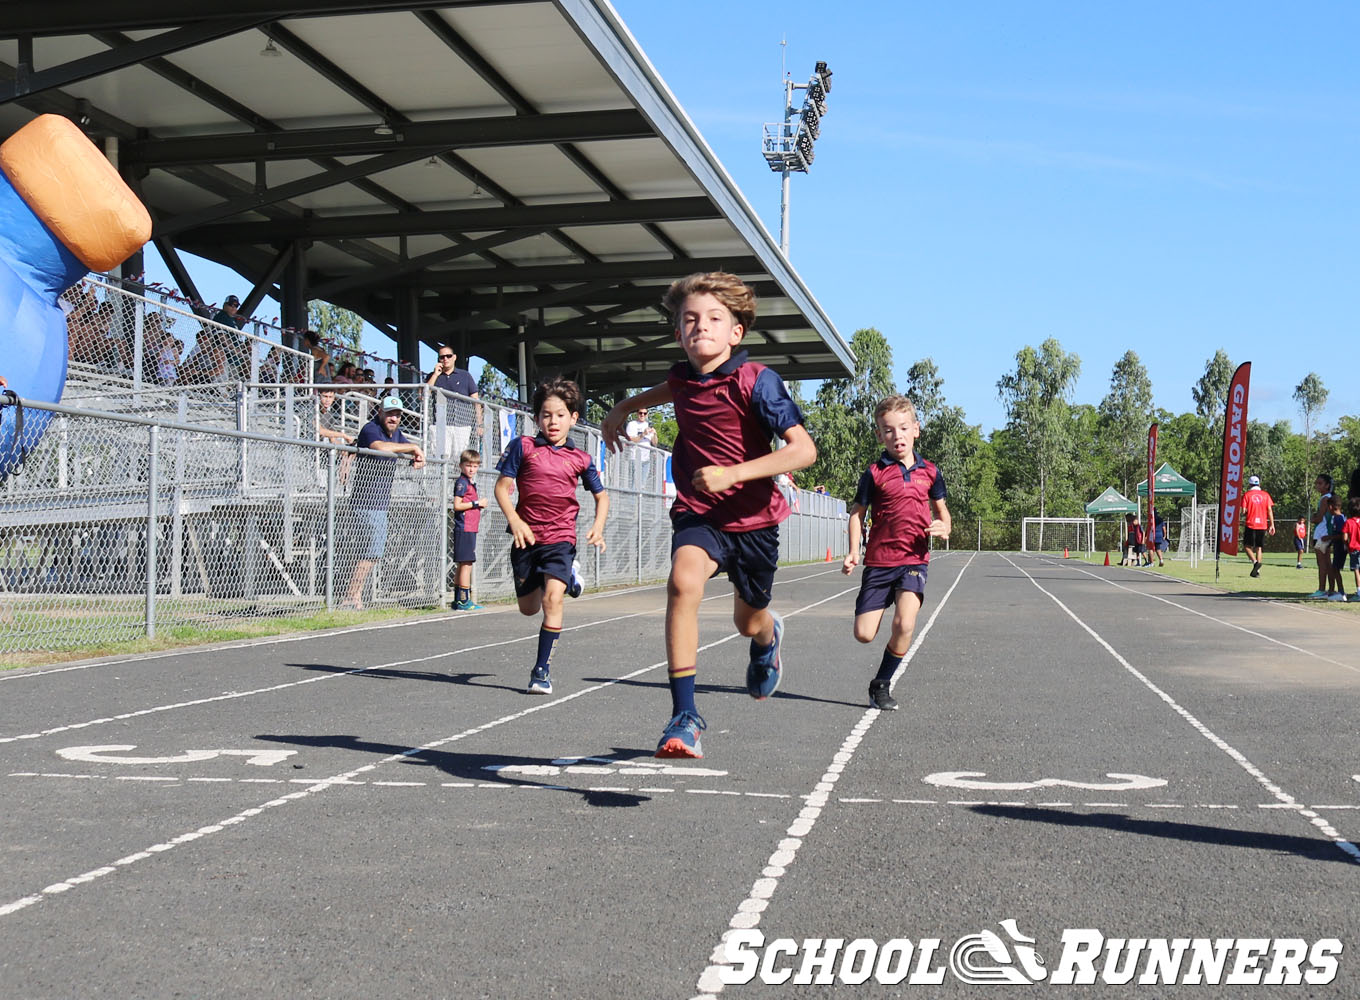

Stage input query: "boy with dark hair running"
[
  {"left": 494, "top": 377, "right": 609, "bottom": 694},
  {"left": 601, "top": 272, "right": 816, "bottom": 758},
  {"left": 842, "top": 395, "right": 950, "bottom": 711}
]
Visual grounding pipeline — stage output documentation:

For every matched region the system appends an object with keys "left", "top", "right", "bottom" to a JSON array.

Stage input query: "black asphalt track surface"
[{"left": 1, "top": 553, "right": 1356, "bottom": 998}]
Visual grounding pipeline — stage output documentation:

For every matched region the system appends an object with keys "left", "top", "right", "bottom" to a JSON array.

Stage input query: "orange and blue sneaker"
[
  {"left": 745, "top": 611, "right": 783, "bottom": 699},
  {"left": 655, "top": 710, "right": 707, "bottom": 758}
]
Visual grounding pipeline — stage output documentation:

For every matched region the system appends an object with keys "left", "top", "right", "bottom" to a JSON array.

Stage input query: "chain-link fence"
[{"left": 0, "top": 394, "right": 846, "bottom": 654}]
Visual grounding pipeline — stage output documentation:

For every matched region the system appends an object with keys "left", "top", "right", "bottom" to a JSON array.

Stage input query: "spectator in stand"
[
  {"left": 316, "top": 387, "right": 353, "bottom": 445},
  {"left": 302, "top": 330, "right": 333, "bottom": 382},
  {"left": 813, "top": 484, "right": 828, "bottom": 495},
  {"left": 426, "top": 344, "right": 483, "bottom": 462},
  {"left": 212, "top": 294, "right": 245, "bottom": 331},
  {"left": 63, "top": 287, "right": 102, "bottom": 364},
  {"left": 333, "top": 361, "right": 356, "bottom": 385},
  {"left": 342, "top": 395, "right": 425, "bottom": 610}
]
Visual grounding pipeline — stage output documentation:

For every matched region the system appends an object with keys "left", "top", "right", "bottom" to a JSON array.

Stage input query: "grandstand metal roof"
[{"left": 0, "top": 0, "right": 853, "bottom": 397}]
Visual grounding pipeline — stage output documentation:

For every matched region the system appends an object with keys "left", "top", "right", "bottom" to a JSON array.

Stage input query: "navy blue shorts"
[
  {"left": 671, "top": 511, "right": 779, "bottom": 610},
  {"left": 510, "top": 540, "right": 575, "bottom": 597},
  {"left": 855, "top": 563, "right": 927, "bottom": 616},
  {"left": 1332, "top": 542, "right": 1347, "bottom": 572},
  {"left": 453, "top": 529, "right": 477, "bottom": 564}
]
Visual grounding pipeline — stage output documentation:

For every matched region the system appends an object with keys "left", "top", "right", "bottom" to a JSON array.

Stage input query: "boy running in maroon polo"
[
  {"left": 494, "top": 377, "right": 609, "bottom": 695},
  {"left": 601, "top": 272, "right": 816, "bottom": 758},
  {"left": 842, "top": 395, "right": 951, "bottom": 711}
]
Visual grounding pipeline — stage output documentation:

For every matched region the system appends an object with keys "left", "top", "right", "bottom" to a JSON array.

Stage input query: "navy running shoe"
[
  {"left": 745, "top": 610, "right": 784, "bottom": 700},
  {"left": 655, "top": 710, "right": 707, "bottom": 758},
  {"left": 527, "top": 667, "right": 553, "bottom": 695},
  {"left": 566, "top": 560, "right": 583, "bottom": 599},
  {"left": 868, "top": 678, "right": 898, "bottom": 711}
]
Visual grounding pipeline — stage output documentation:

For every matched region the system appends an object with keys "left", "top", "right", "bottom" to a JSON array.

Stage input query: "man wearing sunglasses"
[{"left": 426, "top": 344, "right": 483, "bottom": 460}]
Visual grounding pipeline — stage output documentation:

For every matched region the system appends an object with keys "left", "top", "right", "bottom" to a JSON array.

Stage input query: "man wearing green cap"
[{"left": 343, "top": 395, "right": 425, "bottom": 610}]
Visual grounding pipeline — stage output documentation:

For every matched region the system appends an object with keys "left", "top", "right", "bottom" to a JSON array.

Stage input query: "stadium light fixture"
[
  {"left": 760, "top": 60, "right": 833, "bottom": 255},
  {"left": 259, "top": 39, "right": 281, "bottom": 58}
]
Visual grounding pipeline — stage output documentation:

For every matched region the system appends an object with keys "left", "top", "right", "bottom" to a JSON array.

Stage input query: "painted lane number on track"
[
  {"left": 924, "top": 771, "right": 1167, "bottom": 792},
  {"left": 57, "top": 745, "right": 298, "bottom": 767}
]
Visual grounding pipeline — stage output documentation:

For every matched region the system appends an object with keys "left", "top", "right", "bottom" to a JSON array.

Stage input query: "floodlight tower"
[{"left": 761, "top": 60, "right": 832, "bottom": 255}]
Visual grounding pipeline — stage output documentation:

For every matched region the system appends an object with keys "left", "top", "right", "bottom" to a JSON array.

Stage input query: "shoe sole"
[
  {"left": 870, "top": 700, "right": 899, "bottom": 711},
  {"left": 655, "top": 738, "right": 702, "bottom": 759},
  {"left": 527, "top": 680, "right": 553, "bottom": 695}
]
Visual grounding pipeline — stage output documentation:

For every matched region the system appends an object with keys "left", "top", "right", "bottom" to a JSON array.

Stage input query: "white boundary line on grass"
[
  {"left": 690, "top": 553, "right": 976, "bottom": 999},
  {"left": 1, "top": 565, "right": 848, "bottom": 681},
  {"left": 1003, "top": 554, "right": 1360, "bottom": 866},
  {"left": 1027, "top": 554, "right": 1360, "bottom": 677},
  {"left": 0, "top": 580, "right": 859, "bottom": 920},
  {"left": 0, "top": 568, "right": 846, "bottom": 744}
]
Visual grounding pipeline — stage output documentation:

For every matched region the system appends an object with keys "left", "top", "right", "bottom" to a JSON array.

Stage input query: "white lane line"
[
  {"left": 0, "top": 584, "right": 858, "bottom": 921},
  {"left": 1003, "top": 554, "right": 1360, "bottom": 865},
  {"left": 691, "top": 553, "right": 975, "bottom": 999},
  {"left": 0, "top": 569, "right": 846, "bottom": 744},
  {"left": 0, "top": 566, "right": 845, "bottom": 681},
  {"left": 1030, "top": 555, "right": 1360, "bottom": 676}
]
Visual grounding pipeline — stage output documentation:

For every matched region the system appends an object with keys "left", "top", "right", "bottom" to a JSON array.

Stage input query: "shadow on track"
[
  {"left": 287, "top": 662, "right": 526, "bottom": 695},
  {"left": 583, "top": 676, "right": 866, "bottom": 709},
  {"left": 972, "top": 805, "right": 1354, "bottom": 865},
  {"left": 256, "top": 732, "right": 650, "bottom": 808}
]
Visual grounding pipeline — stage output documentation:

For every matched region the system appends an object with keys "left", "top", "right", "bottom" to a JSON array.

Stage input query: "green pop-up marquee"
[
  {"left": 1136, "top": 463, "right": 1196, "bottom": 497},
  {"left": 1085, "top": 486, "right": 1138, "bottom": 515}
]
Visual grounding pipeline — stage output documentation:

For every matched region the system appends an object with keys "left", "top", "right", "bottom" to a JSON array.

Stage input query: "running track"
[{"left": 1, "top": 553, "right": 1356, "bottom": 998}]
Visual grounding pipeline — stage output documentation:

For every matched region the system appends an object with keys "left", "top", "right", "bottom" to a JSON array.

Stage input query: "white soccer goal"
[
  {"left": 1176, "top": 503, "right": 1216, "bottom": 563},
  {"left": 1021, "top": 517, "right": 1096, "bottom": 554}
]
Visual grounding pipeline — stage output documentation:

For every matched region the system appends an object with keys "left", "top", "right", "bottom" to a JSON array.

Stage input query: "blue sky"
[{"left": 151, "top": 1, "right": 1358, "bottom": 434}]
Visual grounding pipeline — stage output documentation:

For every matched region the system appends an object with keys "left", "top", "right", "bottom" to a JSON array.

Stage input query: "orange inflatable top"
[{"left": 0, "top": 114, "right": 151, "bottom": 272}]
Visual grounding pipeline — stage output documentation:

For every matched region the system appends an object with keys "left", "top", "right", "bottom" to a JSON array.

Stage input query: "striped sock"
[
  {"left": 874, "top": 645, "right": 907, "bottom": 683},
  {"left": 535, "top": 626, "right": 561, "bottom": 672},
  {"left": 668, "top": 666, "right": 697, "bottom": 717}
]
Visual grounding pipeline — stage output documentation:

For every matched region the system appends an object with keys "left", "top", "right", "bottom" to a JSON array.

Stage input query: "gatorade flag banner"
[
  {"left": 1147, "top": 422, "right": 1158, "bottom": 539},
  {"left": 1217, "top": 362, "right": 1251, "bottom": 557}
]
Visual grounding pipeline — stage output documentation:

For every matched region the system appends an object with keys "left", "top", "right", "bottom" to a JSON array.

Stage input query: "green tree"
[
  {"left": 477, "top": 364, "right": 517, "bottom": 403},
  {"left": 1097, "top": 350, "right": 1154, "bottom": 495},
  {"left": 996, "top": 338, "right": 1081, "bottom": 519},
  {"left": 1293, "top": 372, "right": 1329, "bottom": 501},
  {"left": 904, "top": 358, "right": 945, "bottom": 425},
  {"left": 802, "top": 328, "right": 896, "bottom": 497},
  {"left": 308, "top": 301, "right": 362, "bottom": 361}
]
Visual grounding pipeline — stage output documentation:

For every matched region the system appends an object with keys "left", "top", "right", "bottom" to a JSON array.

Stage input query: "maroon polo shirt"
[
  {"left": 668, "top": 350, "right": 804, "bottom": 533},
  {"left": 495, "top": 434, "right": 604, "bottom": 545},
  {"left": 853, "top": 451, "right": 947, "bottom": 566}
]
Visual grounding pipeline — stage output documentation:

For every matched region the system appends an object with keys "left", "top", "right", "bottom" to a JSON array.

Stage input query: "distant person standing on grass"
[
  {"left": 1294, "top": 517, "right": 1307, "bottom": 569},
  {"left": 1308, "top": 474, "right": 1334, "bottom": 599},
  {"left": 1239, "top": 475, "right": 1275, "bottom": 578}
]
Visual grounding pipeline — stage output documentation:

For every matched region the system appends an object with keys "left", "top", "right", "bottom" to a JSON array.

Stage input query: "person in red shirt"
[
  {"left": 494, "top": 377, "right": 609, "bottom": 695},
  {"left": 601, "top": 272, "right": 816, "bottom": 758},
  {"left": 1343, "top": 498, "right": 1360, "bottom": 601},
  {"left": 1121, "top": 513, "right": 1145, "bottom": 566},
  {"left": 1239, "top": 474, "right": 1275, "bottom": 577},
  {"left": 842, "top": 395, "right": 951, "bottom": 712},
  {"left": 1294, "top": 516, "right": 1307, "bottom": 569}
]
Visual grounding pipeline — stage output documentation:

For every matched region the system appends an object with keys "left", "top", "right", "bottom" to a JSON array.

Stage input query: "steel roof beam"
[
  {"left": 2, "top": 18, "right": 268, "bottom": 102},
  {"left": 194, "top": 197, "right": 719, "bottom": 242},
  {"left": 125, "top": 109, "right": 652, "bottom": 167},
  {"left": 407, "top": 255, "right": 764, "bottom": 289},
  {"left": 0, "top": 2, "right": 535, "bottom": 36}
]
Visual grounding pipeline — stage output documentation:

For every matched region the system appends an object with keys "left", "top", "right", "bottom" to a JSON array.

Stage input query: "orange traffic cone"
[
  {"left": 1064, "top": 546, "right": 1070, "bottom": 559},
  {"left": 1104, "top": 551, "right": 1110, "bottom": 566},
  {"left": 825, "top": 547, "right": 832, "bottom": 562}
]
